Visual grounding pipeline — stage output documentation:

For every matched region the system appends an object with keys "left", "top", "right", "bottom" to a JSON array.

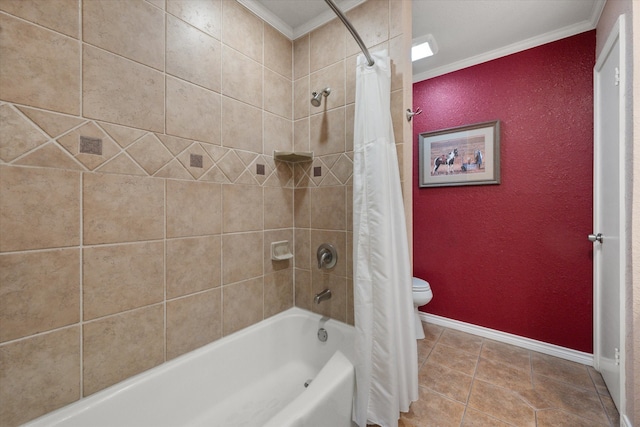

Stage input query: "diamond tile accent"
[
  {"left": 177, "top": 143, "right": 213, "bottom": 179},
  {"left": 13, "top": 141, "right": 85, "bottom": 171},
  {"left": 154, "top": 158, "right": 193, "bottom": 180},
  {"left": 217, "top": 150, "right": 245, "bottom": 183},
  {"left": 98, "top": 122, "right": 146, "bottom": 148},
  {"left": 332, "top": 154, "right": 353, "bottom": 184},
  {"left": 235, "top": 169, "right": 259, "bottom": 185},
  {"left": 96, "top": 153, "right": 147, "bottom": 176},
  {"left": 202, "top": 144, "right": 228, "bottom": 162},
  {"left": 17, "top": 106, "right": 85, "bottom": 139},
  {"left": 57, "top": 122, "right": 120, "bottom": 170},
  {"left": 127, "top": 133, "right": 174, "bottom": 175},
  {"left": 236, "top": 150, "right": 258, "bottom": 167},
  {"left": 200, "top": 165, "right": 231, "bottom": 183},
  {"left": 156, "top": 133, "right": 192, "bottom": 155},
  {"left": 0, "top": 104, "right": 49, "bottom": 162}
]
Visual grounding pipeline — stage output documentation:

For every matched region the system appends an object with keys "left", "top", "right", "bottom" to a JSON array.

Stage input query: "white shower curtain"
[{"left": 352, "top": 51, "right": 418, "bottom": 427}]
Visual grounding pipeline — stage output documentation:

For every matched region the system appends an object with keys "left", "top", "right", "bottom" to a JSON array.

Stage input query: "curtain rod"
[{"left": 324, "top": 0, "right": 375, "bottom": 66}]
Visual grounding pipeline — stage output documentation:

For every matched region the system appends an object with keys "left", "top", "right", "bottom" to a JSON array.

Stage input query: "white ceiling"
[{"left": 241, "top": 0, "right": 606, "bottom": 83}]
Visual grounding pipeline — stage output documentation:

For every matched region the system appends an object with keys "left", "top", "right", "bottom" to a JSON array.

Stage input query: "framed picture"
[{"left": 418, "top": 120, "right": 500, "bottom": 188}]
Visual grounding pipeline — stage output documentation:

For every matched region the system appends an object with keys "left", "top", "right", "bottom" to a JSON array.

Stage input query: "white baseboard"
[{"left": 419, "top": 312, "right": 593, "bottom": 366}]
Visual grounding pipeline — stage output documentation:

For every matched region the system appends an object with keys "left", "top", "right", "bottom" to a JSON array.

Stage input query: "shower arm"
[{"left": 324, "top": 0, "right": 375, "bottom": 67}]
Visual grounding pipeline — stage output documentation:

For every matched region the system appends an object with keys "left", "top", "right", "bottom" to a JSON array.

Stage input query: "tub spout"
[{"left": 314, "top": 289, "right": 332, "bottom": 304}]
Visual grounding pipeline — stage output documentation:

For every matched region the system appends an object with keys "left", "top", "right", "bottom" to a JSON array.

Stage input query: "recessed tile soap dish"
[{"left": 271, "top": 240, "right": 293, "bottom": 261}]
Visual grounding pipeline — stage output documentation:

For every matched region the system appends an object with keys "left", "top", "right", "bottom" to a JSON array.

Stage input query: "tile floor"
[{"left": 396, "top": 322, "right": 619, "bottom": 427}]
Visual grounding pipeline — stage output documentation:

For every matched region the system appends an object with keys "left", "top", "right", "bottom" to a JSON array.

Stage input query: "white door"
[{"left": 593, "top": 15, "right": 625, "bottom": 412}]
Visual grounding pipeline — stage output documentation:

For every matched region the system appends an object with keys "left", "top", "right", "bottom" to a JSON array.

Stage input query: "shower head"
[{"left": 311, "top": 87, "right": 331, "bottom": 107}]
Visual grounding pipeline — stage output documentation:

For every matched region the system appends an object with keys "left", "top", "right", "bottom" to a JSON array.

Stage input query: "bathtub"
[{"left": 24, "top": 308, "right": 356, "bottom": 427}]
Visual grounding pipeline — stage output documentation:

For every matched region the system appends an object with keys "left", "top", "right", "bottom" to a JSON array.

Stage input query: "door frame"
[{"left": 592, "top": 13, "right": 626, "bottom": 414}]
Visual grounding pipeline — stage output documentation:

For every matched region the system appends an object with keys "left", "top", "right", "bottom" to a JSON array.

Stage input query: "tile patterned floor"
[{"left": 394, "top": 323, "right": 619, "bottom": 427}]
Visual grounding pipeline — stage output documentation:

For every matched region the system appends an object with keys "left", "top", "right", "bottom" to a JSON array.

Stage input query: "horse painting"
[{"left": 433, "top": 148, "right": 458, "bottom": 174}]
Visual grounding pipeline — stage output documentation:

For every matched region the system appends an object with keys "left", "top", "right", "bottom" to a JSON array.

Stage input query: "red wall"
[{"left": 412, "top": 31, "right": 596, "bottom": 353}]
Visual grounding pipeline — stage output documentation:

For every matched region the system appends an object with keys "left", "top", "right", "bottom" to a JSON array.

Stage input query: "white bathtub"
[{"left": 24, "top": 308, "right": 356, "bottom": 427}]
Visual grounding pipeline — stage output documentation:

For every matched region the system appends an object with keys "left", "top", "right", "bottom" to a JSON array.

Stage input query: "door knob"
[{"left": 588, "top": 233, "right": 604, "bottom": 243}]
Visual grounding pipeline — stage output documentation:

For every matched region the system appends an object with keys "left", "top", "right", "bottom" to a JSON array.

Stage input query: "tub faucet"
[{"left": 314, "top": 289, "right": 332, "bottom": 304}]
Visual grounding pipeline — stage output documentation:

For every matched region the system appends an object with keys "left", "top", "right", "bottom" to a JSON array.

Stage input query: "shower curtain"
[{"left": 352, "top": 51, "right": 418, "bottom": 427}]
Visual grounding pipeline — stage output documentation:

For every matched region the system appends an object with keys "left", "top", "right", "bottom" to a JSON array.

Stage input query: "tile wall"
[
  {"left": 0, "top": 0, "right": 411, "bottom": 425},
  {"left": 291, "top": 0, "right": 410, "bottom": 324}
]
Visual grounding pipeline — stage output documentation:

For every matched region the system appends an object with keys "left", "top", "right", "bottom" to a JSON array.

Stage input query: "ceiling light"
[{"left": 412, "top": 34, "right": 438, "bottom": 62}]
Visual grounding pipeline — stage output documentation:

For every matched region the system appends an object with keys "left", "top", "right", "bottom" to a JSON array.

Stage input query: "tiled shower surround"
[{"left": 0, "top": 0, "right": 411, "bottom": 425}]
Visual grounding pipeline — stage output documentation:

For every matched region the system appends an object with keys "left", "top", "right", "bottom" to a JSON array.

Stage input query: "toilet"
[{"left": 412, "top": 277, "right": 433, "bottom": 339}]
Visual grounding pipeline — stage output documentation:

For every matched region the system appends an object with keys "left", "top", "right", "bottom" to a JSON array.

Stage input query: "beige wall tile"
[
  {"left": 389, "top": 0, "right": 403, "bottom": 38},
  {"left": 293, "top": 34, "right": 309, "bottom": 80},
  {"left": 222, "top": 276, "right": 263, "bottom": 335},
  {"left": 222, "top": 232, "right": 263, "bottom": 284},
  {"left": 0, "top": 249, "right": 79, "bottom": 343},
  {"left": 391, "top": 89, "right": 403, "bottom": 144},
  {"left": 264, "top": 69, "right": 292, "bottom": 119},
  {"left": 264, "top": 269, "right": 293, "bottom": 318},
  {"left": 83, "top": 305, "right": 164, "bottom": 396},
  {"left": 264, "top": 24, "right": 292, "bottom": 79},
  {"left": 294, "top": 187, "right": 311, "bottom": 227},
  {"left": 221, "top": 0, "right": 263, "bottom": 63},
  {"left": 166, "top": 289, "right": 222, "bottom": 359},
  {"left": 294, "top": 76, "right": 310, "bottom": 121},
  {"left": 264, "top": 186, "right": 293, "bottom": 230},
  {"left": 264, "top": 228, "right": 293, "bottom": 274},
  {"left": 294, "top": 228, "right": 311, "bottom": 270},
  {"left": 345, "top": 103, "right": 355, "bottom": 152},
  {"left": 0, "top": 13, "right": 80, "bottom": 115},
  {"left": 310, "top": 61, "right": 345, "bottom": 110},
  {"left": 83, "top": 46, "right": 164, "bottom": 132},
  {"left": 293, "top": 118, "right": 310, "bottom": 153},
  {"left": 166, "top": 0, "right": 221, "bottom": 40},
  {"left": 0, "top": 165, "right": 80, "bottom": 252},
  {"left": 345, "top": 54, "right": 357, "bottom": 105},
  {"left": 294, "top": 267, "right": 312, "bottom": 311},
  {"left": 221, "top": 46, "right": 263, "bottom": 108},
  {"left": 83, "top": 173, "right": 164, "bottom": 245},
  {"left": 310, "top": 186, "right": 346, "bottom": 230},
  {"left": 389, "top": 35, "right": 404, "bottom": 92},
  {"left": 0, "top": 327, "right": 80, "bottom": 427},
  {"left": 310, "top": 19, "right": 345, "bottom": 73},
  {"left": 264, "top": 113, "right": 293, "bottom": 155},
  {"left": 166, "top": 15, "right": 221, "bottom": 92},
  {"left": 346, "top": 277, "right": 354, "bottom": 325},
  {"left": 345, "top": 0, "right": 389, "bottom": 57},
  {"left": 0, "top": 0, "right": 79, "bottom": 38},
  {"left": 83, "top": 242, "right": 164, "bottom": 320},
  {"left": 83, "top": 0, "right": 164, "bottom": 71},
  {"left": 0, "top": 104, "right": 48, "bottom": 162},
  {"left": 166, "top": 76, "right": 221, "bottom": 144},
  {"left": 309, "top": 107, "right": 345, "bottom": 156},
  {"left": 221, "top": 96, "right": 262, "bottom": 153},
  {"left": 223, "top": 184, "right": 263, "bottom": 233},
  {"left": 166, "top": 179, "right": 222, "bottom": 238},
  {"left": 166, "top": 236, "right": 221, "bottom": 299}
]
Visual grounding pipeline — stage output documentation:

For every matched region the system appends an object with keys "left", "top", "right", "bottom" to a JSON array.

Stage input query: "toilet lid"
[{"left": 412, "top": 277, "right": 431, "bottom": 291}]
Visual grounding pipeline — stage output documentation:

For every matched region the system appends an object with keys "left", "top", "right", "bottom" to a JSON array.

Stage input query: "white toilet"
[{"left": 412, "top": 277, "right": 433, "bottom": 339}]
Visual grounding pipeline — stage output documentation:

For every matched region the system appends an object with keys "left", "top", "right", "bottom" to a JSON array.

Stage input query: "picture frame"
[{"left": 418, "top": 120, "right": 500, "bottom": 188}]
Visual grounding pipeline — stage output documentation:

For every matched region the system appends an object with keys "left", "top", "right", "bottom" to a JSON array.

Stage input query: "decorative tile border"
[{"left": 0, "top": 102, "right": 295, "bottom": 188}]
